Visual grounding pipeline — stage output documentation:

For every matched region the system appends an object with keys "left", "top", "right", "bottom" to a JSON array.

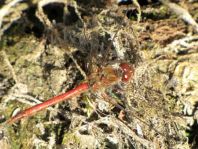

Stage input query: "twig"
[
  {"left": 0, "top": 0, "right": 24, "bottom": 28},
  {"left": 1, "top": 50, "right": 18, "bottom": 84},
  {"left": 160, "top": 0, "right": 198, "bottom": 32},
  {"left": 133, "top": 0, "right": 142, "bottom": 22},
  {"left": 77, "top": 116, "right": 154, "bottom": 148},
  {"left": 0, "top": 0, "right": 26, "bottom": 39}
]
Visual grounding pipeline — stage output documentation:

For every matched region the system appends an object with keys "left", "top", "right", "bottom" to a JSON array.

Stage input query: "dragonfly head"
[{"left": 119, "top": 63, "right": 134, "bottom": 82}]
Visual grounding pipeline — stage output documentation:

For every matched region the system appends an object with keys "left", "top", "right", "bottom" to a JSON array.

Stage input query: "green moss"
[{"left": 62, "top": 131, "right": 81, "bottom": 145}]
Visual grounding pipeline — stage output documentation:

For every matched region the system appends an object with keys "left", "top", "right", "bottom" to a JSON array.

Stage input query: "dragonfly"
[{"left": 6, "top": 62, "right": 134, "bottom": 124}]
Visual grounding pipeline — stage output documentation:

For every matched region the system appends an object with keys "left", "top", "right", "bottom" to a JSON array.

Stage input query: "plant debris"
[{"left": 0, "top": 0, "right": 198, "bottom": 148}]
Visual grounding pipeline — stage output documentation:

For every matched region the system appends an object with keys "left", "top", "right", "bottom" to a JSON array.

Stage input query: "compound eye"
[{"left": 119, "top": 63, "right": 134, "bottom": 82}]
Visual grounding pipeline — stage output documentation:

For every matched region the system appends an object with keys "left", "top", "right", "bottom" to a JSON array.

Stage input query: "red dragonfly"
[{"left": 6, "top": 62, "right": 134, "bottom": 124}]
